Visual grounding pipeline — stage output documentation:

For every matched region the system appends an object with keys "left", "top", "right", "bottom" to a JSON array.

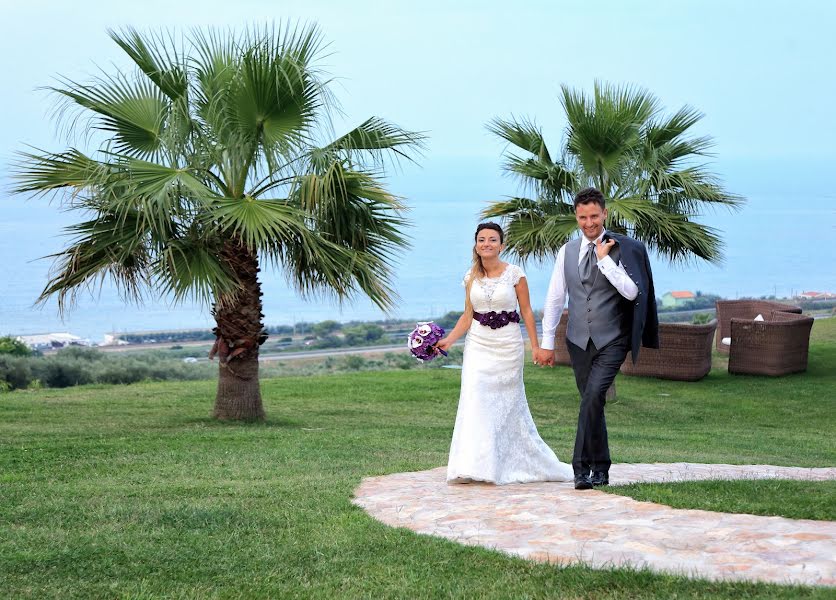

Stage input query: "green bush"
[
  {"left": 343, "top": 324, "right": 385, "bottom": 345},
  {"left": 313, "top": 320, "right": 342, "bottom": 337},
  {"left": 93, "top": 359, "right": 152, "bottom": 385},
  {"left": 33, "top": 356, "right": 94, "bottom": 388},
  {"left": 436, "top": 311, "right": 464, "bottom": 330},
  {"left": 342, "top": 355, "right": 366, "bottom": 370},
  {"left": 0, "top": 336, "right": 32, "bottom": 357},
  {"left": 55, "top": 346, "right": 104, "bottom": 361},
  {"left": 385, "top": 351, "right": 419, "bottom": 370},
  {"left": 0, "top": 355, "right": 34, "bottom": 390}
]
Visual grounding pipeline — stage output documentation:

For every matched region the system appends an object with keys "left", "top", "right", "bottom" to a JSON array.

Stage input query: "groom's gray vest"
[{"left": 563, "top": 237, "right": 629, "bottom": 350}]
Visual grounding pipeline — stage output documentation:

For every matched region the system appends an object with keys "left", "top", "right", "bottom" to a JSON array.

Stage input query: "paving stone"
[{"left": 353, "top": 463, "right": 836, "bottom": 587}]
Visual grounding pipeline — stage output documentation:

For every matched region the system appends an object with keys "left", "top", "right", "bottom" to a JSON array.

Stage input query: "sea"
[{"left": 1, "top": 156, "right": 833, "bottom": 343}]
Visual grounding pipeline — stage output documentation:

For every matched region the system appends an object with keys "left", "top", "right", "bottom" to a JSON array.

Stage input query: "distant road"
[
  {"left": 257, "top": 330, "right": 532, "bottom": 362},
  {"left": 259, "top": 343, "right": 413, "bottom": 362}
]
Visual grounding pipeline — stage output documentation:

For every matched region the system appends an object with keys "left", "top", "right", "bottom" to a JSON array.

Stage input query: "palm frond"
[
  {"left": 117, "top": 158, "right": 221, "bottom": 200},
  {"left": 608, "top": 196, "right": 724, "bottom": 264},
  {"left": 11, "top": 148, "right": 107, "bottom": 196},
  {"left": 487, "top": 116, "right": 551, "bottom": 162},
  {"left": 203, "top": 196, "right": 312, "bottom": 249},
  {"left": 643, "top": 105, "right": 703, "bottom": 148},
  {"left": 154, "top": 233, "right": 237, "bottom": 305},
  {"left": 503, "top": 212, "right": 581, "bottom": 263},
  {"left": 320, "top": 117, "right": 427, "bottom": 167},
  {"left": 562, "top": 83, "right": 650, "bottom": 186},
  {"left": 275, "top": 233, "right": 399, "bottom": 311},
  {"left": 38, "top": 212, "right": 151, "bottom": 314},
  {"left": 109, "top": 27, "right": 188, "bottom": 101},
  {"left": 480, "top": 197, "right": 577, "bottom": 263},
  {"left": 294, "top": 162, "right": 409, "bottom": 262},
  {"left": 501, "top": 156, "right": 577, "bottom": 201},
  {"left": 49, "top": 73, "right": 169, "bottom": 160}
]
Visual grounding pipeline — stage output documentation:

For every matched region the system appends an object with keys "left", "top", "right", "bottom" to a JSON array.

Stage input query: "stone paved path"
[{"left": 352, "top": 463, "right": 836, "bottom": 587}]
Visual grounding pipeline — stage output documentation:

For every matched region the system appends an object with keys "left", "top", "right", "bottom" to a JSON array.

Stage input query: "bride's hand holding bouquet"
[{"left": 435, "top": 337, "right": 453, "bottom": 354}]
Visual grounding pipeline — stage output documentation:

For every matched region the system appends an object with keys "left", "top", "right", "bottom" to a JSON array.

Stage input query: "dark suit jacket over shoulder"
[{"left": 610, "top": 233, "right": 659, "bottom": 362}]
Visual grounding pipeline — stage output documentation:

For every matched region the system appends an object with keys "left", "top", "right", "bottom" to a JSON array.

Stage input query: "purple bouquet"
[{"left": 407, "top": 321, "right": 447, "bottom": 362}]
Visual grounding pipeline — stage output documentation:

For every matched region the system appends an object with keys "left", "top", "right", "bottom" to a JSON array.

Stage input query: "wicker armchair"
[
  {"left": 728, "top": 311, "right": 814, "bottom": 376},
  {"left": 620, "top": 320, "right": 717, "bottom": 381},
  {"left": 715, "top": 300, "right": 801, "bottom": 353}
]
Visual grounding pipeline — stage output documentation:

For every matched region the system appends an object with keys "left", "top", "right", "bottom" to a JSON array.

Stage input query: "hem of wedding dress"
[
  {"left": 446, "top": 472, "right": 573, "bottom": 486},
  {"left": 446, "top": 474, "right": 496, "bottom": 485}
]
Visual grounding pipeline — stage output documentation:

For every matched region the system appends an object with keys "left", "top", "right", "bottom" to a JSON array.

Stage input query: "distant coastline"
[
  {"left": 15, "top": 296, "right": 835, "bottom": 352},
  {"left": 3, "top": 172, "right": 834, "bottom": 342}
]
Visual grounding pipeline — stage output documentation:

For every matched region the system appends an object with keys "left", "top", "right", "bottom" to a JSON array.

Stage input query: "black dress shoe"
[
  {"left": 574, "top": 474, "right": 593, "bottom": 490},
  {"left": 591, "top": 471, "right": 609, "bottom": 486}
]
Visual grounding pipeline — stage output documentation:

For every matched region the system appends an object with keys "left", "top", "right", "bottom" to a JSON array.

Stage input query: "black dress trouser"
[{"left": 566, "top": 334, "right": 630, "bottom": 476}]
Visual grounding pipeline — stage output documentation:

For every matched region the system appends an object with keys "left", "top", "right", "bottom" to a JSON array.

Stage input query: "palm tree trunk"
[
  {"left": 214, "top": 353, "right": 263, "bottom": 420},
  {"left": 211, "top": 240, "right": 266, "bottom": 421}
]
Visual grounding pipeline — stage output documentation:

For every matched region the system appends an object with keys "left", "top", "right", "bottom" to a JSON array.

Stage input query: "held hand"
[
  {"left": 533, "top": 348, "right": 555, "bottom": 367},
  {"left": 596, "top": 237, "right": 616, "bottom": 260}
]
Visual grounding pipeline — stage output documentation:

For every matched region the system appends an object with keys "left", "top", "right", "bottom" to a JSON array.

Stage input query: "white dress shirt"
[{"left": 540, "top": 230, "right": 639, "bottom": 350}]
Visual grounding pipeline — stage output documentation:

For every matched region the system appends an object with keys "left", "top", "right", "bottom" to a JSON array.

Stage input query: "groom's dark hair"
[{"left": 573, "top": 187, "right": 605, "bottom": 209}]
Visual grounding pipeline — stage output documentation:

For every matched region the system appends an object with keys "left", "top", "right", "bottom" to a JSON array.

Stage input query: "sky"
[
  {"left": 3, "top": 0, "right": 834, "bottom": 163},
  {"left": 1, "top": 0, "right": 834, "bottom": 338}
]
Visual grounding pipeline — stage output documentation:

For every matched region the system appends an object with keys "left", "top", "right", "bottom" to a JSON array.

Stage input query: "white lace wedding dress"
[{"left": 446, "top": 264, "right": 573, "bottom": 485}]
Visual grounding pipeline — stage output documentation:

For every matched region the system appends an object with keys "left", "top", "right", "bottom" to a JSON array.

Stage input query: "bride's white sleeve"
[{"left": 511, "top": 264, "right": 526, "bottom": 285}]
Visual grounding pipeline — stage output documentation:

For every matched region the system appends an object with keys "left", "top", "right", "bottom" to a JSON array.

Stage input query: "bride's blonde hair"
[{"left": 465, "top": 222, "right": 505, "bottom": 313}]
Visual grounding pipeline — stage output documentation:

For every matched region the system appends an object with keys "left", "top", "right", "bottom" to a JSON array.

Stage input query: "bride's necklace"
[
  {"left": 482, "top": 261, "right": 506, "bottom": 279},
  {"left": 478, "top": 262, "right": 508, "bottom": 309}
]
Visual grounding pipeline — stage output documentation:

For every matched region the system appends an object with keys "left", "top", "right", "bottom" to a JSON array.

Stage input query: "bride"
[{"left": 435, "top": 222, "right": 573, "bottom": 484}]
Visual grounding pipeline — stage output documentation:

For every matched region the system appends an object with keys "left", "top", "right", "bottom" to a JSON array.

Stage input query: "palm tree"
[
  {"left": 483, "top": 81, "right": 742, "bottom": 264},
  {"left": 12, "top": 24, "right": 425, "bottom": 420}
]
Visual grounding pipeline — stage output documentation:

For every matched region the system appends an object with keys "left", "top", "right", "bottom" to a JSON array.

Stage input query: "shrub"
[
  {"left": 0, "top": 336, "right": 32, "bottom": 357},
  {"left": 313, "top": 320, "right": 342, "bottom": 337},
  {"left": 93, "top": 359, "right": 152, "bottom": 385},
  {"left": 343, "top": 324, "right": 384, "bottom": 345},
  {"left": 33, "top": 357, "right": 94, "bottom": 388},
  {"left": 436, "top": 311, "right": 464, "bottom": 330},
  {"left": 55, "top": 346, "right": 104, "bottom": 361},
  {"left": 0, "top": 355, "right": 34, "bottom": 390},
  {"left": 385, "top": 352, "right": 418, "bottom": 370},
  {"left": 342, "top": 355, "right": 366, "bottom": 370}
]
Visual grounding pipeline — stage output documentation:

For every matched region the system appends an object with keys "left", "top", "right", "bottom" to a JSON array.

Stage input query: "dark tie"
[{"left": 581, "top": 241, "right": 597, "bottom": 287}]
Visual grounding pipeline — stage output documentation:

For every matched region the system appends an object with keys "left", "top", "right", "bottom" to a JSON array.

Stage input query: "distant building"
[
  {"left": 15, "top": 333, "right": 91, "bottom": 351},
  {"left": 661, "top": 290, "right": 696, "bottom": 308},
  {"left": 797, "top": 291, "right": 835, "bottom": 300},
  {"left": 101, "top": 334, "right": 130, "bottom": 346}
]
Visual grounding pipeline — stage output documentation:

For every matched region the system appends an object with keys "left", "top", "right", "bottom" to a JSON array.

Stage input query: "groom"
[{"left": 534, "top": 187, "right": 658, "bottom": 490}]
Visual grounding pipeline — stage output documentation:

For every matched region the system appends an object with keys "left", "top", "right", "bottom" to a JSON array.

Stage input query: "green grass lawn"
[{"left": 1, "top": 319, "right": 834, "bottom": 598}]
